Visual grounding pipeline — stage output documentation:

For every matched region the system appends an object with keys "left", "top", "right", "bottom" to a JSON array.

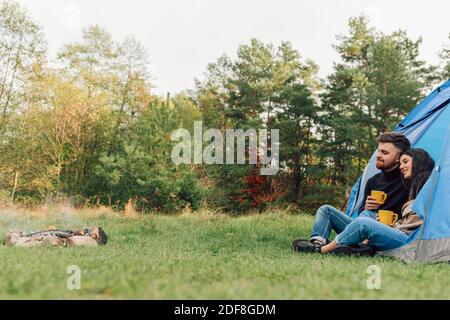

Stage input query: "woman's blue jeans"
[
  {"left": 309, "top": 204, "right": 376, "bottom": 244},
  {"left": 335, "top": 217, "right": 409, "bottom": 250}
]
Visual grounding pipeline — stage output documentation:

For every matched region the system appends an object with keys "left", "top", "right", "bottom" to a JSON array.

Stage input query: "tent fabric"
[{"left": 345, "top": 79, "right": 450, "bottom": 263}]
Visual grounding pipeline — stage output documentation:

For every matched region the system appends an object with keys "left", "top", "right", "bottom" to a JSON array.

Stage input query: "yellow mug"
[
  {"left": 371, "top": 190, "right": 387, "bottom": 205},
  {"left": 378, "top": 210, "right": 399, "bottom": 226}
]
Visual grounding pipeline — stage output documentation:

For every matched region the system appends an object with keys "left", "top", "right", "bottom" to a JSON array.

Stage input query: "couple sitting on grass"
[{"left": 293, "top": 132, "right": 435, "bottom": 256}]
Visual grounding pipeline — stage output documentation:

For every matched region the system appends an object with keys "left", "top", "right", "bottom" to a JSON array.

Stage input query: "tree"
[
  {"left": 318, "top": 15, "right": 433, "bottom": 194},
  {"left": 366, "top": 34, "right": 424, "bottom": 133},
  {"left": 0, "top": 0, "right": 45, "bottom": 132},
  {"left": 276, "top": 83, "right": 316, "bottom": 201},
  {"left": 108, "top": 36, "right": 153, "bottom": 153},
  {"left": 95, "top": 98, "right": 203, "bottom": 211},
  {"left": 195, "top": 39, "right": 320, "bottom": 210},
  {"left": 0, "top": 0, "right": 46, "bottom": 201},
  {"left": 56, "top": 25, "right": 153, "bottom": 198},
  {"left": 438, "top": 34, "right": 450, "bottom": 81},
  {"left": 57, "top": 25, "right": 117, "bottom": 99}
]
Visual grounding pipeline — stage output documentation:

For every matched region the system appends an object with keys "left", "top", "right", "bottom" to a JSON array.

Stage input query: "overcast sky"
[{"left": 16, "top": 0, "right": 450, "bottom": 95}]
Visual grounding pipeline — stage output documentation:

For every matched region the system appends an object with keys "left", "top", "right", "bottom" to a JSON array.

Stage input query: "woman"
[{"left": 319, "top": 148, "right": 435, "bottom": 255}]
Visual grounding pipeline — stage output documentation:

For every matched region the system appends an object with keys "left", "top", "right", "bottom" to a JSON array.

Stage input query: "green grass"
[{"left": 0, "top": 209, "right": 449, "bottom": 299}]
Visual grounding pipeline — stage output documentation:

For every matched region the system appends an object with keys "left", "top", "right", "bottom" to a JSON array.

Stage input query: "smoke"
[{"left": 0, "top": 205, "right": 85, "bottom": 239}]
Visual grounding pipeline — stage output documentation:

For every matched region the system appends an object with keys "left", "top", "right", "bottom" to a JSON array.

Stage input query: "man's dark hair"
[{"left": 377, "top": 132, "right": 411, "bottom": 153}]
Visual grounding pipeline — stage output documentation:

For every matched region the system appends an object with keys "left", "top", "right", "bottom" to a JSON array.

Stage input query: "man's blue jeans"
[
  {"left": 335, "top": 217, "right": 409, "bottom": 250},
  {"left": 310, "top": 205, "right": 376, "bottom": 244}
]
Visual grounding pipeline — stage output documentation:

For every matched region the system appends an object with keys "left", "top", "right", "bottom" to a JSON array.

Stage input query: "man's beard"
[
  {"left": 376, "top": 159, "right": 384, "bottom": 169},
  {"left": 376, "top": 159, "right": 398, "bottom": 171}
]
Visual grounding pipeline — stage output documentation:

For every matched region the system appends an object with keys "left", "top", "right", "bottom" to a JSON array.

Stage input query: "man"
[
  {"left": 293, "top": 132, "right": 411, "bottom": 254},
  {"left": 3, "top": 226, "right": 108, "bottom": 247}
]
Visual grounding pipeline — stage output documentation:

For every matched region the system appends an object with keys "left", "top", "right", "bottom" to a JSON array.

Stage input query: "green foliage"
[
  {"left": 0, "top": 4, "right": 447, "bottom": 213},
  {"left": 95, "top": 99, "right": 203, "bottom": 212},
  {"left": 275, "top": 83, "right": 317, "bottom": 202},
  {"left": 195, "top": 39, "right": 320, "bottom": 211},
  {"left": 0, "top": 0, "right": 45, "bottom": 132},
  {"left": 438, "top": 34, "right": 450, "bottom": 81}
]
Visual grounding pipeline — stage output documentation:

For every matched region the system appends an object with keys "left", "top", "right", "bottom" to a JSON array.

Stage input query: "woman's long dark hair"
[
  {"left": 400, "top": 148, "right": 435, "bottom": 200},
  {"left": 409, "top": 171, "right": 432, "bottom": 200}
]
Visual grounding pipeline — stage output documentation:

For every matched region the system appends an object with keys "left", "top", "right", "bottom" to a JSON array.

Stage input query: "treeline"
[{"left": 0, "top": 1, "right": 449, "bottom": 212}]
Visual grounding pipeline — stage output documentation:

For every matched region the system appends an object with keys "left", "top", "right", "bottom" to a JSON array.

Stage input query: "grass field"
[{"left": 0, "top": 206, "right": 449, "bottom": 299}]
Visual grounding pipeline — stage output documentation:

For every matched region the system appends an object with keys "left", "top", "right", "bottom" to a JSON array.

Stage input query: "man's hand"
[{"left": 365, "top": 196, "right": 381, "bottom": 211}]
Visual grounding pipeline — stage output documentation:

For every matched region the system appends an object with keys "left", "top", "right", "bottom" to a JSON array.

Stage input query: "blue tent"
[{"left": 345, "top": 79, "right": 450, "bottom": 263}]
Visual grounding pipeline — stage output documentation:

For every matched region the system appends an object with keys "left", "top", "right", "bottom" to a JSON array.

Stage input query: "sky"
[{"left": 15, "top": 0, "right": 450, "bottom": 95}]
